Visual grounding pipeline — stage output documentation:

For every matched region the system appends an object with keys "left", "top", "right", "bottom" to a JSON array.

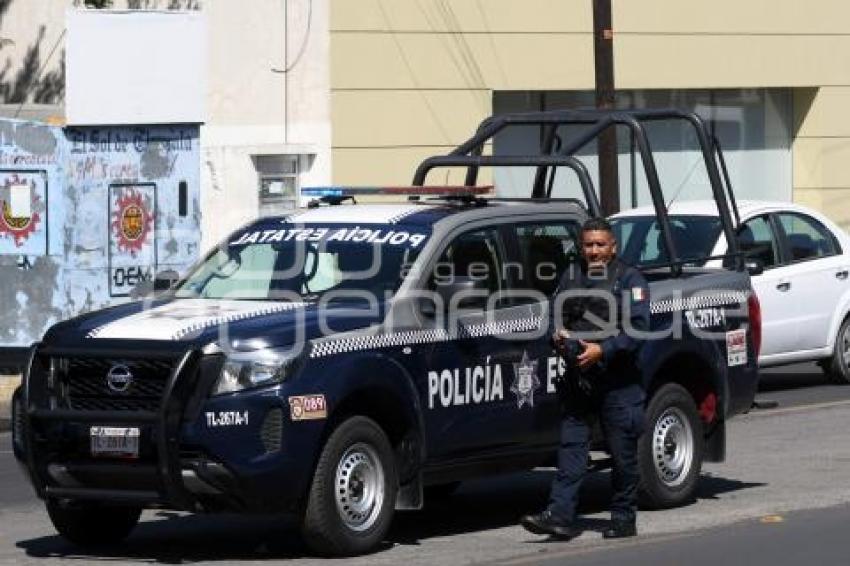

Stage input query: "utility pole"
[{"left": 593, "top": 0, "right": 619, "bottom": 215}]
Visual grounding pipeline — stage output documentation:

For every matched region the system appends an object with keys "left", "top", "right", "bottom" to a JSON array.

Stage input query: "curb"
[{"left": 0, "top": 374, "right": 21, "bottom": 433}]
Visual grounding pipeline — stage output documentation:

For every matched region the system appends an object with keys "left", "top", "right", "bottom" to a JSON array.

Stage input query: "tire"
[
  {"left": 301, "top": 416, "right": 397, "bottom": 556},
  {"left": 46, "top": 500, "right": 141, "bottom": 546},
  {"left": 826, "top": 317, "right": 850, "bottom": 385},
  {"left": 638, "top": 383, "right": 704, "bottom": 509}
]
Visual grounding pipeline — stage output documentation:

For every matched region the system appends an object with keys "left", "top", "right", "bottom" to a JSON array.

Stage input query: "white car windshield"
[
  {"left": 612, "top": 215, "right": 722, "bottom": 267},
  {"left": 175, "top": 223, "right": 429, "bottom": 301}
]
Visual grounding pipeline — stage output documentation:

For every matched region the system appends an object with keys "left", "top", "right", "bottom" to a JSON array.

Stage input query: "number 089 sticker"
[{"left": 289, "top": 394, "right": 327, "bottom": 421}]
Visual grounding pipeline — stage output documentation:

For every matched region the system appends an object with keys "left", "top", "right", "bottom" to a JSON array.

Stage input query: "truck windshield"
[
  {"left": 174, "top": 223, "right": 430, "bottom": 301},
  {"left": 612, "top": 215, "right": 722, "bottom": 268}
]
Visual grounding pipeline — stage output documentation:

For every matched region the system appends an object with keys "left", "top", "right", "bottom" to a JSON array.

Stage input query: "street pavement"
[
  {"left": 495, "top": 504, "right": 850, "bottom": 566},
  {"left": 0, "top": 364, "right": 848, "bottom": 565}
]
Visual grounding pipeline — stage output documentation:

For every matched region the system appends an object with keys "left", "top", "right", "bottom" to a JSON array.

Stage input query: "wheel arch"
[
  {"left": 824, "top": 290, "right": 850, "bottom": 354},
  {"left": 644, "top": 347, "right": 727, "bottom": 462},
  {"left": 320, "top": 354, "right": 425, "bottom": 485}
]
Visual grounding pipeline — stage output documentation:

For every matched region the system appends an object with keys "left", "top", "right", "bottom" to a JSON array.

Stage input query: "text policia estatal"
[
  {"left": 427, "top": 356, "right": 567, "bottom": 409},
  {"left": 229, "top": 227, "right": 428, "bottom": 248}
]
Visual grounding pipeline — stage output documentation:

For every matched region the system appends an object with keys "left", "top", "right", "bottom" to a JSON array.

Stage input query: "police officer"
[{"left": 520, "top": 217, "right": 650, "bottom": 540}]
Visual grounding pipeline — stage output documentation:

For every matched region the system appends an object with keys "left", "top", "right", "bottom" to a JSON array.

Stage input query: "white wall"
[
  {"left": 65, "top": 9, "right": 205, "bottom": 125},
  {"left": 200, "top": 0, "right": 331, "bottom": 250}
]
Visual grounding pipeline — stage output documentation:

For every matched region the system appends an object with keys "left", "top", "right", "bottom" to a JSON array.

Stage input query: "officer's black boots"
[
  {"left": 520, "top": 510, "right": 581, "bottom": 539},
  {"left": 602, "top": 519, "right": 637, "bottom": 539}
]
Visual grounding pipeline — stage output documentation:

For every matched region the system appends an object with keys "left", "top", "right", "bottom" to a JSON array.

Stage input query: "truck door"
[
  {"left": 108, "top": 183, "right": 157, "bottom": 297},
  {"left": 420, "top": 226, "right": 533, "bottom": 461}
]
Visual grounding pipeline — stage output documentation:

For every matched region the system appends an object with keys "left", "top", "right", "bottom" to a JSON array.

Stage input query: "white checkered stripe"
[
  {"left": 310, "top": 328, "right": 450, "bottom": 358},
  {"left": 650, "top": 290, "right": 748, "bottom": 315},
  {"left": 309, "top": 315, "right": 542, "bottom": 358},
  {"left": 386, "top": 206, "right": 430, "bottom": 224},
  {"left": 461, "top": 316, "right": 541, "bottom": 338}
]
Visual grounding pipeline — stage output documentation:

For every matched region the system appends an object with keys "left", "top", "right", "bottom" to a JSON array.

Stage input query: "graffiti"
[
  {"left": 69, "top": 128, "right": 194, "bottom": 154},
  {"left": 0, "top": 173, "right": 46, "bottom": 250},
  {"left": 16, "top": 255, "right": 33, "bottom": 270},
  {"left": 111, "top": 188, "right": 154, "bottom": 256},
  {"left": 111, "top": 265, "right": 153, "bottom": 289},
  {"left": 0, "top": 152, "right": 57, "bottom": 166},
  {"left": 109, "top": 184, "right": 157, "bottom": 297},
  {"left": 70, "top": 156, "right": 140, "bottom": 182}
]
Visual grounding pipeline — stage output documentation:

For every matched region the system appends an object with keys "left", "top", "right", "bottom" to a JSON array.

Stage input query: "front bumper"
[{"left": 17, "top": 344, "right": 320, "bottom": 513}]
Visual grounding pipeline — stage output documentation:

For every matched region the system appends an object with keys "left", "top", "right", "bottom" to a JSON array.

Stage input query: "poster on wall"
[
  {"left": 109, "top": 183, "right": 157, "bottom": 297},
  {"left": 0, "top": 170, "right": 48, "bottom": 256}
]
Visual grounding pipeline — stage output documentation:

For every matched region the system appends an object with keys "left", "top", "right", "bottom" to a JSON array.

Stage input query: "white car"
[{"left": 611, "top": 200, "right": 850, "bottom": 383}]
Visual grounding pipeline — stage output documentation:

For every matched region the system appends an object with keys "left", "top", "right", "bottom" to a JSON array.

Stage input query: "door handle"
[
  {"left": 836, "top": 270, "right": 849, "bottom": 280},
  {"left": 776, "top": 281, "right": 791, "bottom": 292}
]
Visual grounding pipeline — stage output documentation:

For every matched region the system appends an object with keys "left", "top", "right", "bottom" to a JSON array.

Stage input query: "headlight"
[{"left": 211, "top": 352, "right": 298, "bottom": 396}]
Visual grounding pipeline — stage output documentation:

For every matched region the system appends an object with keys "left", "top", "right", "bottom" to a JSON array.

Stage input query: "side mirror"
[
  {"left": 153, "top": 269, "right": 180, "bottom": 291},
  {"left": 745, "top": 259, "right": 764, "bottom": 276},
  {"left": 130, "top": 269, "right": 180, "bottom": 299}
]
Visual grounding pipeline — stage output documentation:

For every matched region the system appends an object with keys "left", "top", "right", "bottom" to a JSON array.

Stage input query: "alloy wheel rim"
[
  {"left": 334, "top": 443, "right": 385, "bottom": 531},
  {"left": 652, "top": 407, "right": 694, "bottom": 487}
]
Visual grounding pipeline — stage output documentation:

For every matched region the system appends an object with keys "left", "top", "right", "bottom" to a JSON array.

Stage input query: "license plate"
[{"left": 90, "top": 426, "right": 140, "bottom": 458}]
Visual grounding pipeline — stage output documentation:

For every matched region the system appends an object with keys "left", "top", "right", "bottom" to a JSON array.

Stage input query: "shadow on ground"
[{"left": 15, "top": 469, "right": 765, "bottom": 562}]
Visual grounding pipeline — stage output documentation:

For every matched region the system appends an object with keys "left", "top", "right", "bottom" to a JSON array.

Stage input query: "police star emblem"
[{"left": 511, "top": 350, "right": 540, "bottom": 409}]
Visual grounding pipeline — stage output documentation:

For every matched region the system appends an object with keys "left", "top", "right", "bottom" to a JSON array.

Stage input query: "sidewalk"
[{"left": 0, "top": 374, "right": 21, "bottom": 432}]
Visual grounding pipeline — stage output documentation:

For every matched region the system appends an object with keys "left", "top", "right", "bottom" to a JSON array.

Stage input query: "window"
[
  {"left": 777, "top": 213, "right": 836, "bottom": 262},
  {"left": 176, "top": 224, "right": 428, "bottom": 300},
  {"left": 430, "top": 228, "right": 507, "bottom": 309},
  {"left": 737, "top": 216, "right": 779, "bottom": 268},
  {"left": 512, "top": 222, "right": 579, "bottom": 296},
  {"left": 611, "top": 215, "right": 722, "bottom": 267}
]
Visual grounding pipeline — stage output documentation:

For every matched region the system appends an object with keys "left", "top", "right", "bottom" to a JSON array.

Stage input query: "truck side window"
[
  {"left": 429, "top": 228, "right": 507, "bottom": 309},
  {"left": 512, "top": 223, "right": 579, "bottom": 296}
]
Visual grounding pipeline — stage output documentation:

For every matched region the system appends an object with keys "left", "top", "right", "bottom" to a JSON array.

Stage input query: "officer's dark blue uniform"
[{"left": 522, "top": 242, "right": 650, "bottom": 539}]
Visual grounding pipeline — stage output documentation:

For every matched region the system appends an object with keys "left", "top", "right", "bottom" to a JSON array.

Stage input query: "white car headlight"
[{"left": 211, "top": 353, "right": 297, "bottom": 396}]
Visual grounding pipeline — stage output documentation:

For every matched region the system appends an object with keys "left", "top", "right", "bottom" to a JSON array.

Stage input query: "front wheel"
[
  {"left": 638, "top": 383, "right": 704, "bottom": 509},
  {"left": 301, "top": 416, "right": 397, "bottom": 556},
  {"left": 46, "top": 500, "right": 141, "bottom": 546},
  {"left": 826, "top": 317, "right": 850, "bottom": 384}
]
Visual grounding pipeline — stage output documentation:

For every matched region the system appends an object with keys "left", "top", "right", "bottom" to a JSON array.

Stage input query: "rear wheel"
[
  {"left": 826, "top": 317, "right": 850, "bottom": 384},
  {"left": 301, "top": 416, "right": 397, "bottom": 556},
  {"left": 638, "top": 383, "right": 704, "bottom": 509},
  {"left": 46, "top": 500, "right": 141, "bottom": 546}
]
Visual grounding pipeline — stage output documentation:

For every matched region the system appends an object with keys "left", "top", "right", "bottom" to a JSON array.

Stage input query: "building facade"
[
  {"left": 329, "top": 0, "right": 850, "bottom": 229},
  {"left": 0, "top": 0, "right": 848, "bottom": 255}
]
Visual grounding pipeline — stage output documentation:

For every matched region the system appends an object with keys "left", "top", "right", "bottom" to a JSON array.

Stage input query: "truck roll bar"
[{"left": 413, "top": 108, "right": 744, "bottom": 275}]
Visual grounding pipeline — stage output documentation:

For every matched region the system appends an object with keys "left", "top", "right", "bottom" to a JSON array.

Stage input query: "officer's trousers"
[{"left": 547, "top": 383, "right": 645, "bottom": 523}]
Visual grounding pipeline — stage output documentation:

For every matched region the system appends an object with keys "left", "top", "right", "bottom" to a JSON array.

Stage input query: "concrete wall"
[
  {"left": 0, "top": 120, "right": 201, "bottom": 347},
  {"left": 329, "top": 0, "right": 850, "bottom": 229},
  {"left": 201, "top": 0, "right": 331, "bottom": 249},
  {"left": 0, "top": 1, "right": 333, "bottom": 251}
]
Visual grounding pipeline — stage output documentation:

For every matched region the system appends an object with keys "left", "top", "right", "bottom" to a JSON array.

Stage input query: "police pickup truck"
[{"left": 13, "top": 109, "right": 761, "bottom": 556}]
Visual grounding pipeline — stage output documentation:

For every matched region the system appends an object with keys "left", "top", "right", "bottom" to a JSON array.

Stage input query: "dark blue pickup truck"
[{"left": 13, "top": 109, "right": 761, "bottom": 556}]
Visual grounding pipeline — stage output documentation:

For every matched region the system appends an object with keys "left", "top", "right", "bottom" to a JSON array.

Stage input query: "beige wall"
[
  {"left": 330, "top": 0, "right": 850, "bottom": 229},
  {"left": 330, "top": 0, "right": 592, "bottom": 185}
]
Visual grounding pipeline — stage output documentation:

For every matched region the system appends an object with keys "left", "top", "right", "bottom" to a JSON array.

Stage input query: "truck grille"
[{"left": 57, "top": 357, "right": 174, "bottom": 412}]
